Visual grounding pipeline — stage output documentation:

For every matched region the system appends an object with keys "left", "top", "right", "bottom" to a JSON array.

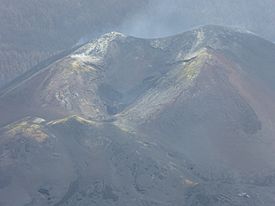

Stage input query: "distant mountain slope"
[
  {"left": 1, "top": 25, "right": 275, "bottom": 205},
  {"left": 0, "top": 0, "right": 148, "bottom": 88}
]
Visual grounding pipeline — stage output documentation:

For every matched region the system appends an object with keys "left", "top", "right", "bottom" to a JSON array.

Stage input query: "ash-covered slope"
[
  {"left": 1, "top": 25, "right": 275, "bottom": 206},
  {"left": 0, "top": 116, "right": 190, "bottom": 206}
]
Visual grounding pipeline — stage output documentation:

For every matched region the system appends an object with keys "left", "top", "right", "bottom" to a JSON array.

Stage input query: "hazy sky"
[{"left": 119, "top": 0, "right": 275, "bottom": 40}]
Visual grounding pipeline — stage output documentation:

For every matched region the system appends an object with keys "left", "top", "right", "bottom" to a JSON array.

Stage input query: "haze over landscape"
[{"left": 1, "top": 1, "right": 275, "bottom": 206}]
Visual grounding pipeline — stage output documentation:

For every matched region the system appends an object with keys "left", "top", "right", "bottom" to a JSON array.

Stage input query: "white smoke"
[{"left": 118, "top": 0, "right": 275, "bottom": 40}]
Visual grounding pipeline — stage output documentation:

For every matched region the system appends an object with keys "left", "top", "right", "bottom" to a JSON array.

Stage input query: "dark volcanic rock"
[{"left": 1, "top": 25, "right": 275, "bottom": 205}]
